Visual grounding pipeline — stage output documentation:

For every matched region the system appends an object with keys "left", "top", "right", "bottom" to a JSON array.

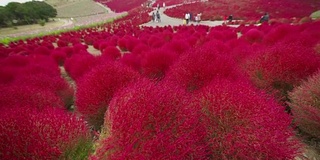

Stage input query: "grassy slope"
[{"left": 53, "top": 0, "right": 109, "bottom": 18}]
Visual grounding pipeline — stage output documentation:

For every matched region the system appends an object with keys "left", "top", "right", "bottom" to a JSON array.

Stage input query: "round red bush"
[
  {"left": 92, "top": 79, "right": 208, "bottom": 159},
  {"left": 0, "top": 107, "right": 91, "bottom": 159},
  {"left": 76, "top": 61, "right": 140, "bottom": 130}
]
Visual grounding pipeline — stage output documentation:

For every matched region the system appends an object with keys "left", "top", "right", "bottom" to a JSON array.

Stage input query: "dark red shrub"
[
  {"left": 32, "top": 46, "right": 51, "bottom": 55},
  {"left": 194, "top": 79, "right": 301, "bottom": 159},
  {"left": 163, "top": 39, "right": 190, "bottom": 55},
  {"left": 242, "top": 28, "right": 264, "bottom": 43},
  {"left": 101, "top": 46, "right": 122, "bottom": 60},
  {"left": 0, "top": 55, "right": 30, "bottom": 67},
  {"left": 92, "top": 79, "right": 208, "bottom": 159},
  {"left": 288, "top": 70, "right": 320, "bottom": 138},
  {"left": 57, "top": 40, "right": 69, "bottom": 47},
  {"left": 51, "top": 50, "right": 67, "bottom": 66},
  {"left": 64, "top": 53, "right": 100, "bottom": 81},
  {"left": 14, "top": 73, "right": 74, "bottom": 109},
  {"left": 120, "top": 53, "right": 142, "bottom": 71},
  {"left": 26, "top": 55, "right": 61, "bottom": 78},
  {"left": 263, "top": 24, "right": 298, "bottom": 44},
  {"left": 73, "top": 43, "right": 89, "bottom": 54},
  {"left": 148, "top": 35, "right": 166, "bottom": 48},
  {"left": 76, "top": 61, "right": 140, "bottom": 130},
  {"left": 0, "top": 107, "right": 91, "bottom": 159},
  {"left": 141, "top": 48, "right": 178, "bottom": 80},
  {"left": 131, "top": 43, "right": 150, "bottom": 55},
  {"left": 0, "top": 68, "right": 15, "bottom": 84},
  {"left": 117, "top": 38, "right": 128, "bottom": 51},
  {"left": 166, "top": 47, "right": 244, "bottom": 92},
  {"left": 0, "top": 84, "right": 64, "bottom": 110},
  {"left": 242, "top": 42, "right": 320, "bottom": 100}
]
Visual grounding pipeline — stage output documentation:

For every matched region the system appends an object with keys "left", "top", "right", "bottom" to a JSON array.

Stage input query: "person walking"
[
  {"left": 156, "top": 11, "right": 161, "bottom": 22},
  {"left": 259, "top": 12, "right": 269, "bottom": 23},
  {"left": 152, "top": 12, "right": 156, "bottom": 22},
  {"left": 185, "top": 12, "right": 190, "bottom": 24}
]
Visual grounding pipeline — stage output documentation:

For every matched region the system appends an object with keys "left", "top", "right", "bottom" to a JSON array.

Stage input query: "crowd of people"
[{"left": 184, "top": 12, "right": 202, "bottom": 24}]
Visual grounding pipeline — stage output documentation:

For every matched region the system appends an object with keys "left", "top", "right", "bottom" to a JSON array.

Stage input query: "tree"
[
  {"left": 32, "top": 1, "right": 57, "bottom": 21},
  {"left": 0, "top": 7, "right": 10, "bottom": 26}
]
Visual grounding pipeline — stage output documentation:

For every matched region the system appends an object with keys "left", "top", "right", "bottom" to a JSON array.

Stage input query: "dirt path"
[{"left": 0, "top": 19, "right": 69, "bottom": 38}]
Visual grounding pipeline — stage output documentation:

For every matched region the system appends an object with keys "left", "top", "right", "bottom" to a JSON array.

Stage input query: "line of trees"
[{"left": 0, "top": 1, "right": 57, "bottom": 28}]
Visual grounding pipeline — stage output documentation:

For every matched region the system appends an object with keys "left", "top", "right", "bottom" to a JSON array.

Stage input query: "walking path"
[{"left": 140, "top": 3, "right": 240, "bottom": 27}]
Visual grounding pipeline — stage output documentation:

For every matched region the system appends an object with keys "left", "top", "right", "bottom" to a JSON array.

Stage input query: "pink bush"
[
  {"left": 241, "top": 28, "right": 264, "bottom": 43},
  {"left": 101, "top": 46, "right": 122, "bottom": 60},
  {"left": 120, "top": 53, "right": 142, "bottom": 71},
  {"left": 166, "top": 47, "right": 244, "bottom": 91},
  {"left": 33, "top": 46, "right": 51, "bottom": 56},
  {"left": 0, "top": 55, "right": 30, "bottom": 68},
  {"left": 13, "top": 73, "right": 74, "bottom": 109},
  {"left": 0, "top": 107, "right": 91, "bottom": 159},
  {"left": 26, "top": 55, "right": 61, "bottom": 78},
  {"left": 162, "top": 39, "right": 191, "bottom": 55},
  {"left": 288, "top": 70, "right": 320, "bottom": 138},
  {"left": 194, "top": 79, "right": 301, "bottom": 159},
  {"left": 131, "top": 43, "right": 151, "bottom": 55},
  {"left": 141, "top": 48, "right": 178, "bottom": 80},
  {"left": 242, "top": 42, "right": 320, "bottom": 100},
  {"left": 263, "top": 24, "right": 298, "bottom": 44},
  {"left": 0, "top": 84, "right": 64, "bottom": 110},
  {"left": 92, "top": 79, "right": 208, "bottom": 159},
  {"left": 76, "top": 61, "right": 140, "bottom": 130},
  {"left": 64, "top": 53, "right": 100, "bottom": 82},
  {"left": 51, "top": 50, "right": 67, "bottom": 66}
]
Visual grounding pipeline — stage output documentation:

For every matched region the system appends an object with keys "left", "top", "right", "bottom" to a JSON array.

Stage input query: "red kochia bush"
[
  {"left": 288, "top": 70, "right": 320, "bottom": 138},
  {"left": 101, "top": 46, "right": 122, "bottom": 60},
  {"left": 194, "top": 79, "right": 301, "bottom": 159},
  {"left": 76, "top": 61, "right": 140, "bottom": 130},
  {"left": 141, "top": 48, "right": 178, "bottom": 80},
  {"left": 0, "top": 107, "right": 91, "bottom": 159},
  {"left": 242, "top": 42, "right": 320, "bottom": 100},
  {"left": 64, "top": 53, "right": 100, "bottom": 82},
  {"left": 0, "top": 84, "right": 64, "bottom": 110},
  {"left": 14, "top": 73, "right": 74, "bottom": 109},
  {"left": 92, "top": 79, "right": 208, "bottom": 159},
  {"left": 241, "top": 28, "right": 264, "bottom": 44},
  {"left": 51, "top": 50, "right": 67, "bottom": 66},
  {"left": 166, "top": 47, "right": 244, "bottom": 92}
]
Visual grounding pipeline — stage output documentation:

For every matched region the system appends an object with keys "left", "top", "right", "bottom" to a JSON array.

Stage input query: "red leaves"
[
  {"left": 194, "top": 79, "right": 301, "bottom": 159},
  {"left": 166, "top": 47, "right": 244, "bottom": 92},
  {"left": 141, "top": 48, "right": 178, "bottom": 80},
  {"left": 75, "top": 61, "right": 140, "bottom": 130},
  {"left": 289, "top": 70, "right": 320, "bottom": 138},
  {"left": 94, "top": 79, "right": 208, "bottom": 159},
  {"left": 0, "top": 107, "right": 90, "bottom": 160}
]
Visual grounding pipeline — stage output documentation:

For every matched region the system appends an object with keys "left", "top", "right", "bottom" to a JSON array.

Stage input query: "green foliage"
[
  {"left": 310, "top": 10, "right": 320, "bottom": 19},
  {"left": 60, "top": 137, "right": 94, "bottom": 160},
  {"left": 0, "top": 13, "right": 125, "bottom": 45},
  {"left": 0, "top": 1, "right": 57, "bottom": 27},
  {"left": 38, "top": 19, "right": 46, "bottom": 26}
]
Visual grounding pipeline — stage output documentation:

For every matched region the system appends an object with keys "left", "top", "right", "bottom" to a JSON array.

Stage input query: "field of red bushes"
[
  {"left": 1, "top": 1, "right": 320, "bottom": 159},
  {"left": 165, "top": 0, "right": 320, "bottom": 22}
]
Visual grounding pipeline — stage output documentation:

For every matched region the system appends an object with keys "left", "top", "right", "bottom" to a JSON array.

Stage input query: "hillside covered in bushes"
[{"left": 0, "top": 0, "right": 320, "bottom": 159}]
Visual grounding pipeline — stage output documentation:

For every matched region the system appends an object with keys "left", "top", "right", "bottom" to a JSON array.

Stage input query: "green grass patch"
[
  {"left": 310, "top": 10, "right": 320, "bottom": 19},
  {"left": 60, "top": 137, "right": 94, "bottom": 160},
  {"left": 0, "top": 14, "right": 127, "bottom": 45}
]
